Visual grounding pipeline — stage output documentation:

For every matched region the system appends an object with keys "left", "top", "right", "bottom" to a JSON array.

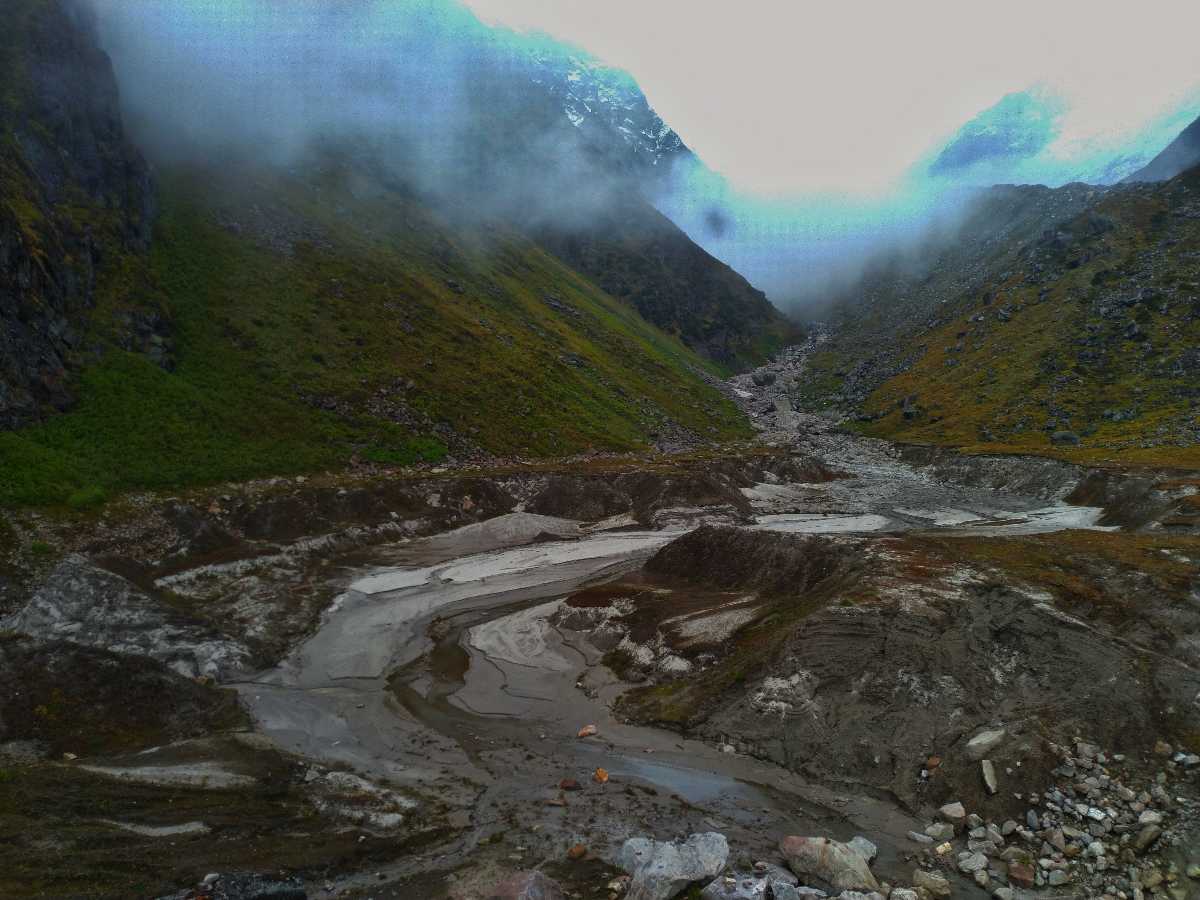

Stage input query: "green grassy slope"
[
  {"left": 804, "top": 168, "right": 1200, "bottom": 466},
  {"left": 0, "top": 162, "right": 751, "bottom": 506},
  {"left": 855, "top": 168, "right": 1200, "bottom": 465}
]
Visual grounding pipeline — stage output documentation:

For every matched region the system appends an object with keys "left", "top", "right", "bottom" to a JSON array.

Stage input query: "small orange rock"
[
  {"left": 926, "top": 755, "right": 942, "bottom": 770},
  {"left": 577, "top": 724, "right": 598, "bottom": 738},
  {"left": 593, "top": 767, "right": 609, "bottom": 784},
  {"left": 567, "top": 843, "right": 587, "bottom": 860}
]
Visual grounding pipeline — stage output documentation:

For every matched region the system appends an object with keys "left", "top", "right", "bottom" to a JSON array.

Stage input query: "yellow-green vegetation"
[
  {"left": 917, "top": 530, "right": 1200, "bottom": 619},
  {"left": 851, "top": 174, "right": 1200, "bottom": 464},
  {"left": 0, "top": 163, "right": 752, "bottom": 506}
]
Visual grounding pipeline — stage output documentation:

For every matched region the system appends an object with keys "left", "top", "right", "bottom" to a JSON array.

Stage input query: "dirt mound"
[
  {"left": 621, "top": 527, "right": 1200, "bottom": 815},
  {"left": 644, "top": 525, "right": 857, "bottom": 596},
  {"left": 0, "top": 634, "right": 245, "bottom": 757},
  {"left": 527, "top": 476, "right": 632, "bottom": 521}
]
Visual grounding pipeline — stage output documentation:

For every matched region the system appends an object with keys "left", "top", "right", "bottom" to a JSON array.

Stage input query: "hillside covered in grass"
[
  {"left": 0, "top": 155, "right": 761, "bottom": 506},
  {"left": 0, "top": 0, "right": 792, "bottom": 507},
  {"left": 800, "top": 164, "right": 1200, "bottom": 466}
]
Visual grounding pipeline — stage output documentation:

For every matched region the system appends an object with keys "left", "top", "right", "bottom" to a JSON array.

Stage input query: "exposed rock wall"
[{"left": 0, "top": 0, "right": 155, "bottom": 426}]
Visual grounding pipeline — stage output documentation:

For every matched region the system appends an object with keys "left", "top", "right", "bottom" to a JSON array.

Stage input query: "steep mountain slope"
[
  {"left": 1125, "top": 113, "right": 1200, "bottom": 183},
  {"left": 0, "top": 0, "right": 779, "bottom": 507},
  {"left": 0, "top": 0, "right": 157, "bottom": 428},
  {"left": 802, "top": 167, "right": 1200, "bottom": 464}
]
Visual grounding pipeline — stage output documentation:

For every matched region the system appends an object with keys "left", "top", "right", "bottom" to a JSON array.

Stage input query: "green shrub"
[{"left": 66, "top": 486, "right": 108, "bottom": 510}]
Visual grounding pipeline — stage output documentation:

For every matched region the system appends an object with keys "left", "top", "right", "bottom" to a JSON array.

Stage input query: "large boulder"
[
  {"left": 3, "top": 556, "right": 251, "bottom": 680},
  {"left": 619, "top": 832, "right": 729, "bottom": 900},
  {"left": 778, "top": 836, "right": 879, "bottom": 892},
  {"left": 487, "top": 871, "right": 565, "bottom": 900}
]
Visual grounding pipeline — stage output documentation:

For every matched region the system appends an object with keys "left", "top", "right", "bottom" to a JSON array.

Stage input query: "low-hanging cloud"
[{"left": 86, "top": 0, "right": 658, "bottom": 231}]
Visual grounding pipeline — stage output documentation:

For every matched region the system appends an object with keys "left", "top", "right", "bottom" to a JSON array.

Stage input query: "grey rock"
[
  {"left": 779, "top": 836, "right": 879, "bottom": 892},
  {"left": 847, "top": 836, "right": 877, "bottom": 863},
  {"left": 906, "top": 831, "right": 934, "bottom": 844},
  {"left": 3, "top": 556, "right": 252, "bottom": 680},
  {"left": 487, "top": 871, "right": 565, "bottom": 900},
  {"left": 911, "top": 870, "right": 952, "bottom": 898},
  {"left": 620, "top": 833, "right": 730, "bottom": 900},
  {"left": 699, "top": 874, "right": 766, "bottom": 899},
  {"left": 981, "top": 759, "right": 999, "bottom": 795},
  {"left": 924, "top": 823, "right": 955, "bottom": 841},
  {"left": 889, "top": 891, "right": 918, "bottom": 900},
  {"left": 1133, "top": 824, "right": 1162, "bottom": 854},
  {"left": 772, "top": 887, "right": 827, "bottom": 900},
  {"left": 958, "top": 852, "right": 989, "bottom": 874},
  {"left": 966, "top": 728, "right": 1007, "bottom": 760},
  {"left": 939, "top": 802, "right": 967, "bottom": 823}
]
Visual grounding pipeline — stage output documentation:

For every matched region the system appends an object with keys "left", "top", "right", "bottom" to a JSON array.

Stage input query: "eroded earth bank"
[{"left": 3, "top": 348, "right": 1200, "bottom": 900}]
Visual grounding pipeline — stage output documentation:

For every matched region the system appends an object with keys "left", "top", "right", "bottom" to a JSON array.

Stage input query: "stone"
[
  {"left": 1008, "top": 862, "right": 1036, "bottom": 889},
  {"left": 924, "top": 823, "right": 955, "bottom": 841},
  {"left": 488, "top": 871, "right": 566, "bottom": 900},
  {"left": 906, "top": 831, "right": 934, "bottom": 844},
  {"left": 775, "top": 887, "right": 829, "bottom": 900},
  {"left": 911, "top": 870, "right": 951, "bottom": 898},
  {"left": 619, "top": 833, "right": 730, "bottom": 900},
  {"left": 966, "top": 728, "right": 1007, "bottom": 760},
  {"left": 890, "top": 891, "right": 918, "bottom": 900},
  {"left": 992, "top": 889, "right": 1013, "bottom": 900},
  {"left": 1047, "top": 870, "right": 1069, "bottom": 887},
  {"left": 1133, "top": 824, "right": 1161, "bottom": 854},
  {"left": 938, "top": 802, "right": 967, "bottom": 824},
  {"left": 1137, "top": 810, "right": 1163, "bottom": 826},
  {"left": 958, "top": 852, "right": 988, "bottom": 874},
  {"left": 981, "top": 760, "right": 999, "bottom": 795},
  {"left": 698, "top": 873, "right": 766, "bottom": 899},
  {"left": 848, "top": 836, "right": 878, "bottom": 863},
  {"left": 779, "top": 836, "right": 879, "bottom": 892}
]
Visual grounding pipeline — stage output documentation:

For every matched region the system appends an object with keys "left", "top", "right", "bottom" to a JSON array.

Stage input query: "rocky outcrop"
[
  {"left": 777, "top": 836, "right": 879, "bottom": 892},
  {"left": 618, "top": 832, "right": 729, "bottom": 900},
  {"left": 0, "top": 0, "right": 158, "bottom": 427},
  {"left": 3, "top": 555, "right": 251, "bottom": 679},
  {"left": 644, "top": 526, "right": 854, "bottom": 596}
]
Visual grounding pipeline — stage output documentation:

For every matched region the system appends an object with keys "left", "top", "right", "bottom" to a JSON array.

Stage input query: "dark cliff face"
[
  {"left": 535, "top": 195, "right": 797, "bottom": 369},
  {"left": 0, "top": 0, "right": 154, "bottom": 427}
]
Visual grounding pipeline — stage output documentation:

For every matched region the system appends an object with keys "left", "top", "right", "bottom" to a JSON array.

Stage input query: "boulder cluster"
[{"left": 909, "top": 738, "right": 1198, "bottom": 899}]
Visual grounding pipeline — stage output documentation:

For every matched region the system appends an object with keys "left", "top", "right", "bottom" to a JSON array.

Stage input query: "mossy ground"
[
  {"left": 859, "top": 179, "right": 1200, "bottom": 459},
  {"left": 0, "top": 162, "right": 752, "bottom": 507}
]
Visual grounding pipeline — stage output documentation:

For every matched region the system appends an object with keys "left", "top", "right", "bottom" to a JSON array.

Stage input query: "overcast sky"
[{"left": 464, "top": 0, "right": 1200, "bottom": 196}]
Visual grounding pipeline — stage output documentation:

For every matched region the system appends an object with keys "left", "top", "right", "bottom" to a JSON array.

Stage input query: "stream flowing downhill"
[{"left": 224, "top": 339, "right": 1155, "bottom": 899}]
